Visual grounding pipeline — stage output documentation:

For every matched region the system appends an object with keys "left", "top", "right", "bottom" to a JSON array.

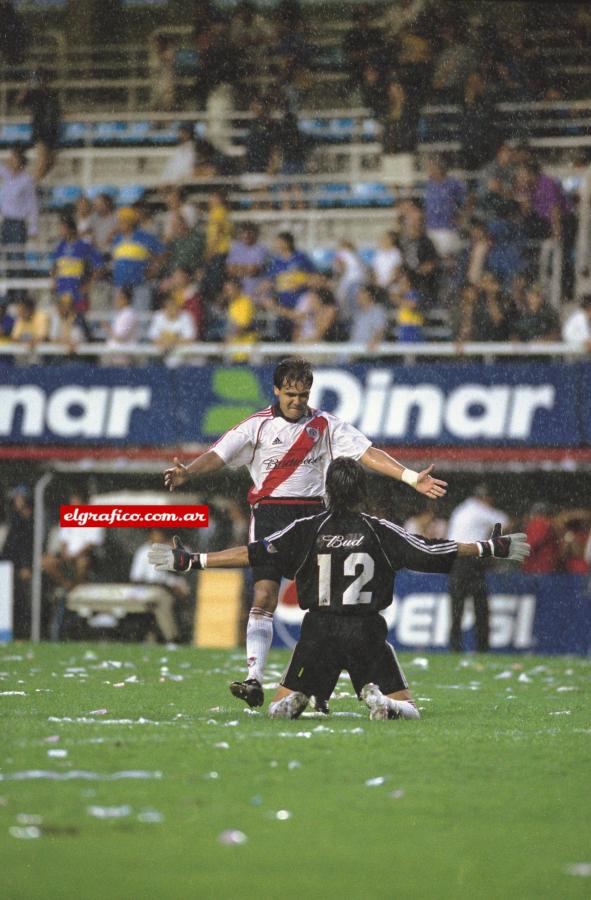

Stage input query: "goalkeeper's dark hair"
[
  {"left": 273, "top": 356, "right": 313, "bottom": 389},
  {"left": 325, "top": 457, "right": 367, "bottom": 513}
]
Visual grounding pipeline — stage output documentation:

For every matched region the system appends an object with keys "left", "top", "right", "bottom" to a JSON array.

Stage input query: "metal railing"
[{"left": 0, "top": 341, "right": 583, "bottom": 365}]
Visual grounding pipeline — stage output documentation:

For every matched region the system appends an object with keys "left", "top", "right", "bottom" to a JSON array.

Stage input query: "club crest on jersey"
[{"left": 306, "top": 426, "right": 320, "bottom": 441}]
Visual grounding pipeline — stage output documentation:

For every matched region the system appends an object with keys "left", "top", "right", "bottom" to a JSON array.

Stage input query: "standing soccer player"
[
  {"left": 164, "top": 357, "right": 447, "bottom": 709},
  {"left": 151, "top": 458, "right": 530, "bottom": 719}
]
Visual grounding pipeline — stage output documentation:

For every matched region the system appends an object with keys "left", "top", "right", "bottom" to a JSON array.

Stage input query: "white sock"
[
  {"left": 246, "top": 607, "right": 273, "bottom": 684},
  {"left": 386, "top": 697, "right": 420, "bottom": 720}
]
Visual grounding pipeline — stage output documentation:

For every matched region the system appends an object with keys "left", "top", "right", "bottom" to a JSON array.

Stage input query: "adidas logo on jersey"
[{"left": 272, "top": 437, "right": 282, "bottom": 445}]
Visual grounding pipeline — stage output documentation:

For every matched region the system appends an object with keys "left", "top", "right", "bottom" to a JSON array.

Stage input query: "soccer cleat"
[
  {"left": 268, "top": 692, "right": 309, "bottom": 719},
  {"left": 229, "top": 678, "right": 264, "bottom": 708},
  {"left": 361, "top": 683, "right": 400, "bottom": 721},
  {"left": 310, "top": 696, "right": 330, "bottom": 715}
]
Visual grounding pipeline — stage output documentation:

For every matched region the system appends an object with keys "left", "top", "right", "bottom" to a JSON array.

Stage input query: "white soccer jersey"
[{"left": 210, "top": 406, "right": 371, "bottom": 502}]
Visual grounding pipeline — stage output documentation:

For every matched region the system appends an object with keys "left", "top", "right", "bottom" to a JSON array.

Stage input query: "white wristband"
[
  {"left": 401, "top": 468, "right": 419, "bottom": 488},
  {"left": 199, "top": 553, "right": 208, "bottom": 569}
]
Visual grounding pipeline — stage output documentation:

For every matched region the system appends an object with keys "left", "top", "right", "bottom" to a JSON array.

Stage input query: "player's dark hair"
[
  {"left": 273, "top": 356, "right": 313, "bottom": 389},
  {"left": 325, "top": 457, "right": 367, "bottom": 512}
]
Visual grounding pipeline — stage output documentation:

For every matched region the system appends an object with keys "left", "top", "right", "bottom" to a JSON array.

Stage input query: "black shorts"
[
  {"left": 250, "top": 498, "right": 325, "bottom": 584},
  {"left": 281, "top": 611, "right": 408, "bottom": 699}
]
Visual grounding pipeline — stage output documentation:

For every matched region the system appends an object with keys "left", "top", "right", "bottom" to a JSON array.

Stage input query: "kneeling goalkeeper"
[{"left": 150, "top": 458, "right": 529, "bottom": 721}]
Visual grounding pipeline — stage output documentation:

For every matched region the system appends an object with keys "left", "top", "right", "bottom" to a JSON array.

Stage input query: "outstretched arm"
[
  {"left": 164, "top": 449, "right": 225, "bottom": 492},
  {"left": 359, "top": 447, "right": 447, "bottom": 499}
]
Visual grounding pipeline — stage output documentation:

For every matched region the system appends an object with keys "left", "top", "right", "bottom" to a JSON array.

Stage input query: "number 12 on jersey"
[{"left": 317, "top": 552, "right": 375, "bottom": 606}]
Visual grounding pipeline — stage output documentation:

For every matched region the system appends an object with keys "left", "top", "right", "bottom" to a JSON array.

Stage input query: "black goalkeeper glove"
[
  {"left": 148, "top": 535, "right": 205, "bottom": 573},
  {"left": 476, "top": 523, "right": 530, "bottom": 563}
]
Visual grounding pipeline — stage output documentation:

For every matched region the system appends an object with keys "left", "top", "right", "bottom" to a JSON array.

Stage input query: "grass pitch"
[{"left": 0, "top": 643, "right": 589, "bottom": 900}]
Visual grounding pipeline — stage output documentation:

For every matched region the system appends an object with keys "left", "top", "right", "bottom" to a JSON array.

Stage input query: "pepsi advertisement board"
[
  {"left": 273, "top": 574, "right": 591, "bottom": 655},
  {"left": 0, "top": 362, "right": 588, "bottom": 448}
]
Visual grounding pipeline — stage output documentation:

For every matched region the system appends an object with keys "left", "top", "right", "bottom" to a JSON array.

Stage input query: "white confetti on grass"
[
  {"left": 48, "top": 717, "right": 174, "bottom": 726},
  {"left": 565, "top": 863, "right": 591, "bottom": 877},
  {"left": 274, "top": 810, "right": 292, "bottom": 821},
  {"left": 0, "top": 770, "right": 162, "bottom": 782},
  {"left": 365, "top": 776, "right": 388, "bottom": 787},
  {"left": 87, "top": 805, "right": 132, "bottom": 819},
  {"left": 47, "top": 749, "right": 68, "bottom": 759},
  {"left": 549, "top": 710, "right": 571, "bottom": 716},
  {"left": 0, "top": 691, "right": 26, "bottom": 696},
  {"left": 9, "top": 826, "right": 40, "bottom": 839},
  {"left": 16, "top": 814, "right": 42, "bottom": 825},
  {"left": 137, "top": 809, "right": 164, "bottom": 824},
  {"left": 218, "top": 830, "right": 247, "bottom": 845}
]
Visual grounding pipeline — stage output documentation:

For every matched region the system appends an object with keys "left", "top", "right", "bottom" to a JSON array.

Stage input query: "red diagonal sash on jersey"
[{"left": 247, "top": 414, "right": 328, "bottom": 504}]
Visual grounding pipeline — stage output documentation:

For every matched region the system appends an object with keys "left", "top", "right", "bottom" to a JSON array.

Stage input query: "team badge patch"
[{"left": 306, "top": 426, "right": 320, "bottom": 441}]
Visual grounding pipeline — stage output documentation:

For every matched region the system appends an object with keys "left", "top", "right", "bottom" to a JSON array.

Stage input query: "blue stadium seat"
[
  {"left": 351, "top": 182, "right": 394, "bottom": 208},
  {"left": 121, "top": 121, "right": 151, "bottom": 144},
  {"left": 62, "top": 122, "right": 90, "bottom": 146},
  {"left": 85, "top": 184, "right": 118, "bottom": 201},
  {"left": 311, "top": 248, "right": 335, "bottom": 272},
  {"left": 299, "top": 118, "right": 331, "bottom": 140},
  {"left": 116, "top": 184, "right": 145, "bottom": 206},
  {"left": 317, "top": 182, "right": 351, "bottom": 208},
  {"left": 50, "top": 185, "right": 82, "bottom": 209},
  {"left": 94, "top": 121, "right": 127, "bottom": 145},
  {"left": 328, "top": 118, "right": 355, "bottom": 141},
  {"left": 150, "top": 125, "right": 180, "bottom": 145},
  {"left": 0, "top": 122, "right": 32, "bottom": 145},
  {"left": 25, "top": 250, "right": 50, "bottom": 275},
  {"left": 362, "top": 118, "right": 380, "bottom": 140}
]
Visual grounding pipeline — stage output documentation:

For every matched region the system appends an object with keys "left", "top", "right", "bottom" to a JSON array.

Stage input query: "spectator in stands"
[
  {"left": 516, "top": 159, "right": 576, "bottom": 298},
  {"left": 452, "top": 282, "right": 478, "bottom": 344},
  {"left": 381, "top": 75, "right": 419, "bottom": 183},
  {"left": 222, "top": 275, "right": 258, "bottom": 359},
  {"left": 557, "top": 509, "right": 591, "bottom": 575},
  {"left": 148, "top": 294, "right": 196, "bottom": 359},
  {"left": 0, "top": 1, "right": 28, "bottom": 66},
  {"left": 50, "top": 213, "right": 103, "bottom": 312},
  {"left": 398, "top": 203, "right": 440, "bottom": 306},
  {"left": 111, "top": 207, "right": 166, "bottom": 312},
  {"left": 201, "top": 188, "right": 232, "bottom": 303},
  {"left": 194, "top": 14, "right": 237, "bottom": 116},
  {"left": 460, "top": 271, "right": 518, "bottom": 342},
  {"left": 42, "top": 487, "right": 104, "bottom": 629},
  {"left": 74, "top": 195, "right": 95, "bottom": 242},
  {"left": 381, "top": 0, "right": 429, "bottom": 42},
  {"left": 562, "top": 295, "right": 591, "bottom": 351},
  {"left": 161, "top": 190, "right": 204, "bottom": 282},
  {"left": 431, "top": 20, "right": 477, "bottom": 103},
  {"left": 0, "top": 145, "right": 38, "bottom": 287},
  {"left": 0, "top": 299, "right": 14, "bottom": 343},
  {"left": 359, "top": 61, "right": 388, "bottom": 119},
  {"left": 243, "top": 94, "right": 280, "bottom": 186},
  {"left": 9, "top": 295, "right": 48, "bottom": 348},
  {"left": 349, "top": 284, "right": 388, "bottom": 358},
  {"left": 92, "top": 193, "right": 119, "bottom": 254},
  {"left": 226, "top": 222, "right": 269, "bottom": 300},
  {"left": 343, "top": 3, "right": 386, "bottom": 89},
  {"left": 17, "top": 68, "right": 61, "bottom": 182},
  {"left": 160, "top": 264, "right": 204, "bottom": 339},
  {"left": 389, "top": 266, "right": 424, "bottom": 342},
  {"left": 47, "top": 292, "right": 91, "bottom": 356},
  {"left": 334, "top": 239, "right": 367, "bottom": 324},
  {"left": 159, "top": 123, "right": 196, "bottom": 186},
  {"left": 293, "top": 283, "right": 339, "bottom": 344},
  {"left": 522, "top": 502, "right": 561, "bottom": 574},
  {"left": 149, "top": 33, "right": 177, "bottom": 112},
  {"left": 229, "top": 1, "right": 274, "bottom": 87},
  {"left": 264, "top": 231, "right": 315, "bottom": 340},
  {"left": 105, "top": 286, "right": 139, "bottom": 365},
  {"left": 478, "top": 141, "right": 516, "bottom": 200},
  {"left": 1, "top": 484, "right": 33, "bottom": 639},
  {"left": 275, "top": 108, "right": 310, "bottom": 179},
  {"left": 424, "top": 154, "right": 466, "bottom": 258},
  {"left": 194, "top": 138, "right": 231, "bottom": 177},
  {"left": 372, "top": 230, "right": 403, "bottom": 290},
  {"left": 515, "top": 284, "right": 560, "bottom": 343},
  {"left": 451, "top": 219, "right": 493, "bottom": 295},
  {"left": 461, "top": 70, "right": 500, "bottom": 171}
]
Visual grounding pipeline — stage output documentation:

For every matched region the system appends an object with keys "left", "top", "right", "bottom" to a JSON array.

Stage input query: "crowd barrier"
[{"left": 1, "top": 361, "right": 590, "bottom": 448}]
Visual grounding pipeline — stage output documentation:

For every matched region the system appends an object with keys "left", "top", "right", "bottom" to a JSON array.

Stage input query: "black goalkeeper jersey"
[{"left": 248, "top": 510, "right": 459, "bottom": 616}]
